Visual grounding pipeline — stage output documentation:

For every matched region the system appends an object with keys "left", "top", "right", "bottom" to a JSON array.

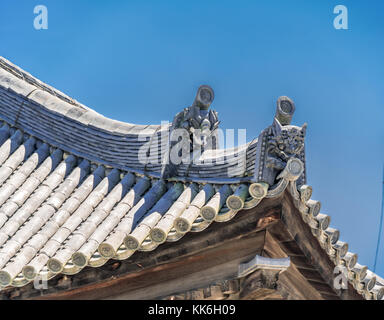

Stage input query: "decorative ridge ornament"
[
  {"left": 161, "top": 85, "right": 220, "bottom": 179},
  {"left": 253, "top": 96, "right": 307, "bottom": 187},
  {"left": 191, "top": 85, "right": 215, "bottom": 111},
  {"left": 275, "top": 96, "right": 295, "bottom": 125}
]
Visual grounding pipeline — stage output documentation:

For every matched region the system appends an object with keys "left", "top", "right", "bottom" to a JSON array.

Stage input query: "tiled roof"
[
  {"left": 0, "top": 56, "right": 382, "bottom": 300},
  {"left": 0, "top": 127, "right": 268, "bottom": 287},
  {"left": 0, "top": 57, "right": 255, "bottom": 181}
]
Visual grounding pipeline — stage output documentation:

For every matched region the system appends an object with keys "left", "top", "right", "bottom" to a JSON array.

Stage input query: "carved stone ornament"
[
  {"left": 253, "top": 96, "right": 307, "bottom": 186},
  {"left": 171, "top": 85, "right": 219, "bottom": 149},
  {"left": 161, "top": 85, "right": 219, "bottom": 178}
]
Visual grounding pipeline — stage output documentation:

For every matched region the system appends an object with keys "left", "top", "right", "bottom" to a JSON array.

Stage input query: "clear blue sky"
[{"left": 1, "top": 0, "right": 383, "bottom": 276}]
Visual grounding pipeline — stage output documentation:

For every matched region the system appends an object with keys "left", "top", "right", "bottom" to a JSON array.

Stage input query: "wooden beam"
[
  {"left": 289, "top": 256, "right": 317, "bottom": 270},
  {"left": 241, "top": 288, "right": 283, "bottom": 300},
  {"left": 266, "top": 219, "right": 294, "bottom": 243},
  {"left": 319, "top": 293, "right": 340, "bottom": 300},
  {"left": 239, "top": 269, "right": 280, "bottom": 299},
  {"left": 280, "top": 192, "right": 363, "bottom": 300},
  {"left": 262, "top": 231, "right": 324, "bottom": 300},
  {"left": 278, "top": 240, "right": 306, "bottom": 256},
  {"left": 44, "top": 231, "right": 266, "bottom": 300},
  {"left": 296, "top": 268, "right": 329, "bottom": 283}
]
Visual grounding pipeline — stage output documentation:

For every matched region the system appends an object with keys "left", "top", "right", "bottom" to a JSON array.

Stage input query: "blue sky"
[{"left": 1, "top": 0, "right": 383, "bottom": 275}]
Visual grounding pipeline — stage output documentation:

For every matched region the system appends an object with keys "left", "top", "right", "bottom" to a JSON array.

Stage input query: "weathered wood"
[
  {"left": 262, "top": 231, "right": 324, "bottom": 300},
  {"left": 296, "top": 268, "right": 328, "bottom": 283},
  {"left": 289, "top": 256, "right": 317, "bottom": 270},
  {"left": 280, "top": 192, "right": 363, "bottom": 300},
  {"left": 241, "top": 288, "right": 283, "bottom": 300},
  {"left": 164, "top": 279, "right": 241, "bottom": 300},
  {"left": 278, "top": 267, "right": 325, "bottom": 300},
  {"left": 239, "top": 269, "right": 281, "bottom": 299},
  {"left": 307, "top": 280, "right": 339, "bottom": 295},
  {"left": 319, "top": 293, "right": 340, "bottom": 300},
  {"left": 266, "top": 219, "right": 293, "bottom": 243},
  {"left": 278, "top": 240, "right": 304, "bottom": 256}
]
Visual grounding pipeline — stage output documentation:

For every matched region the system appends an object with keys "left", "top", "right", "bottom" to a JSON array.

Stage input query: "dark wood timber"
[
  {"left": 280, "top": 192, "right": 363, "bottom": 300},
  {"left": 262, "top": 231, "right": 324, "bottom": 300},
  {"left": 241, "top": 288, "right": 283, "bottom": 300},
  {"left": 239, "top": 269, "right": 282, "bottom": 299},
  {"left": 290, "top": 256, "right": 318, "bottom": 270}
]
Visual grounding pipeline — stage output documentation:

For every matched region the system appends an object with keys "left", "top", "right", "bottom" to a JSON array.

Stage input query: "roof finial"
[
  {"left": 275, "top": 96, "right": 295, "bottom": 126},
  {"left": 192, "top": 85, "right": 215, "bottom": 110},
  {"left": 252, "top": 95, "right": 306, "bottom": 187},
  {"left": 161, "top": 85, "right": 219, "bottom": 179}
]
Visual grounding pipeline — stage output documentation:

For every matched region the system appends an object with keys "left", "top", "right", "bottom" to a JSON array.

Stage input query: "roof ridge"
[
  {"left": 0, "top": 58, "right": 259, "bottom": 181},
  {"left": 0, "top": 56, "right": 86, "bottom": 110},
  {"left": 0, "top": 56, "right": 162, "bottom": 134}
]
